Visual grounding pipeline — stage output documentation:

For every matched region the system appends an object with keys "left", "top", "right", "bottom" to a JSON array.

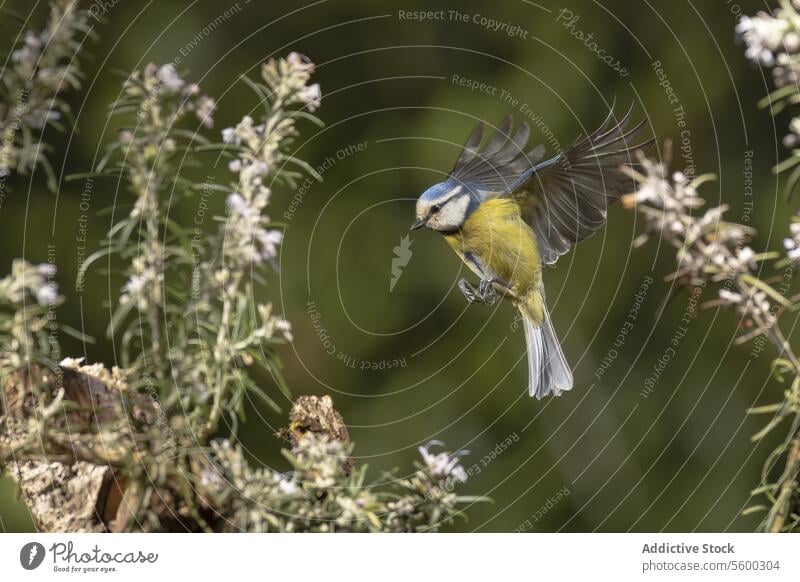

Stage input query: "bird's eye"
[{"left": 431, "top": 204, "right": 441, "bottom": 213}]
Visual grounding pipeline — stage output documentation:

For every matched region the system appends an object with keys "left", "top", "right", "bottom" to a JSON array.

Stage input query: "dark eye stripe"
[{"left": 431, "top": 188, "right": 462, "bottom": 212}]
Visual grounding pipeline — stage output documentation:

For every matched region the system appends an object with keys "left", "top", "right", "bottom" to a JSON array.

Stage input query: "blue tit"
[{"left": 411, "top": 106, "right": 652, "bottom": 399}]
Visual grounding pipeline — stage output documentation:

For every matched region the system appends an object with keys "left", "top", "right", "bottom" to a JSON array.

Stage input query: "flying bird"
[{"left": 411, "top": 106, "right": 652, "bottom": 399}]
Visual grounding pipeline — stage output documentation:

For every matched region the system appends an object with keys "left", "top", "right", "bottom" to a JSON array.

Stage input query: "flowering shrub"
[
  {"left": 0, "top": 0, "right": 89, "bottom": 188},
  {"left": 625, "top": 152, "right": 800, "bottom": 532},
  {"left": 205, "top": 435, "right": 476, "bottom": 532},
  {"left": 738, "top": 0, "right": 800, "bottom": 191},
  {"left": 0, "top": 260, "right": 62, "bottom": 373},
  {"left": 618, "top": 0, "right": 800, "bottom": 532},
  {"left": 0, "top": 2, "right": 475, "bottom": 533}
]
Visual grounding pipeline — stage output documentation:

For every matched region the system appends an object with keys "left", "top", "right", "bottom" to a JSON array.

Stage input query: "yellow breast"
[{"left": 443, "top": 198, "right": 542, "bottom": 296}]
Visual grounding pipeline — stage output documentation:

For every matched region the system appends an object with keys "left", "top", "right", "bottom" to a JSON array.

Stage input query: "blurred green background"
[{"left": 0, "top": 0, "right": 791, "bottom": 532}]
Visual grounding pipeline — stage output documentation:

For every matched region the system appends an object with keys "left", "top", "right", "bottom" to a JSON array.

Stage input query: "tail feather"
[
  {"left": 523, "top": 317, "right": 544, "bottom": 397},
  {"left": 521, "top": 304, "right": 573, "bottom": 399}
]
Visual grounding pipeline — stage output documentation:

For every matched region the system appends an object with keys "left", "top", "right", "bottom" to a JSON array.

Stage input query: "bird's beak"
[{"left": 410, "top": 217, "right": 425, "bottom": 231}]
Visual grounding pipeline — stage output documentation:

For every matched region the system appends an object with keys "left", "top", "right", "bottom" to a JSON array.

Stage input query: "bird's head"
[{"left": 411, "top": 181, "right": 476, "bottom": 233}]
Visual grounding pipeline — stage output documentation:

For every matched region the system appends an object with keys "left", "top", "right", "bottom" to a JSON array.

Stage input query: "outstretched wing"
[
  {"left": 449, "top": 115, "right": 545, "bottom": 193},
  {"left": 512, "top": 106, "right": 653, "bottom": 264}
]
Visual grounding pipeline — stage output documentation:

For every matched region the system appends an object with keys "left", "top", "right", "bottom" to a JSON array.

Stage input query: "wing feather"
[
  {"left": 513, "top": 107, "right": 654, "bottom": 264},
  {"left": 450, "top": 117, "right": 545, "bottom": 192},
  {"left": 448, "top": 107, "right": 652, "bottom": 265}
]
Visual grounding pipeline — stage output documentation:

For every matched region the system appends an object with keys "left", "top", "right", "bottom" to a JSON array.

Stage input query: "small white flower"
[
  {"left": 24, "top": 30, "right": 42, "bottom": 50},
  {"left": 719, "top": 288, "right": 743, "bottom": 303},
  {"left": 221, "top": 127, "right": 236, "bottom": 144},
  {"left": 36, "top": 263, "right": 57, "bottom": 277},
  {"left": 195, "top": 95, "right": 216, "bottom": 129},
  {"left": 11, "top": 47, "right": 34, "bottom": 65},
  {"left": 157, "top": 63, "right": 185, "bottom": 91},
  {"left": 277, "top": 475, "right": 299, "bottom": 495},
  {"left": 250, "top": 161, "right": 269, "bottom": 177},
  {"left": 633, "top": 183, "right": 656, "bottom": 203},
  {"left": 451, "top": 465, "right": 468, "bottom": 483},
  {"left": 286, "top": 52, "right": 314, "bottom": 72},
  {"left": 418, "top": 441, "right": 469, "bottom": 483},
  {"left": 298, "top": 83, "right": 321, "bottom": 111},
  {"left": 785, "top": 31, "right": 800, "bottom": 52},
  {"left": 36, "top": 283, "right": 58, "bottom": 306},
  {"left": 737, "top": 246, "right": 757, "bottom": 269},
  {"left": 228, "top": 159, "right": 242, "bottom": 173},
  {"left": 59, "top": 357, "right": 85, "bottom": 369},
  {"left": 123, "top": 274, "right": 146, "bottom": 295},
  {"left": 274, "top": 317, "right": 293, "bottom": 342},
  {"left": 257, "top": 229, "right": 283, "bottom": 260},
  {"left": 785, "top": 218, "right": 800, "bottom": 262},
  {"left": 736, "top": 12, "right": 789, "bottom": 66},
  {"left": 226, "top": 193, "right": 252, "bottom": 217},
  {"left": 785, "top": 236, "right": 800, "bottom": 260},
  {"left": 745, "top": 290, "right": 772, "bottom": 315}
]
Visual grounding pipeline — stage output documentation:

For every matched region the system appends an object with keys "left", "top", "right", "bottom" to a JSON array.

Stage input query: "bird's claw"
[
  {"left": 478, "top": 278, "right": 499, "bottom": 305},
  {"left": 458, "top": 278, "right": 482, "bottom": 304},
  {"left": 458, "top": 278, "right": 503, "bottom": 305}
]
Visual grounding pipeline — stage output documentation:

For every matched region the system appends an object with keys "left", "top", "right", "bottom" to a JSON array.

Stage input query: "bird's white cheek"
[{"left": 438, "top": 197, "right": 469, "bottom": 229}]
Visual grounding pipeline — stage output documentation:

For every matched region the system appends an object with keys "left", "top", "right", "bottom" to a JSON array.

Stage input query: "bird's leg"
[
  {"left": 458, "top": 278, "right": 483, "bottom": 304},
  {"left": 478, "top": 277, "right": 512, "bottom": 304}
]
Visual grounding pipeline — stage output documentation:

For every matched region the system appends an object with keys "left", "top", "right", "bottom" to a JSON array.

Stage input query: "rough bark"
[
  {"left": 1, "top": 362, "right": 346, "bottom": 532},
  {"left": 11, "top": 460, "right": 110, "bottom": 532},
  {"left": 1, "top": 363, "right": 153, "bottom": 532}
]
